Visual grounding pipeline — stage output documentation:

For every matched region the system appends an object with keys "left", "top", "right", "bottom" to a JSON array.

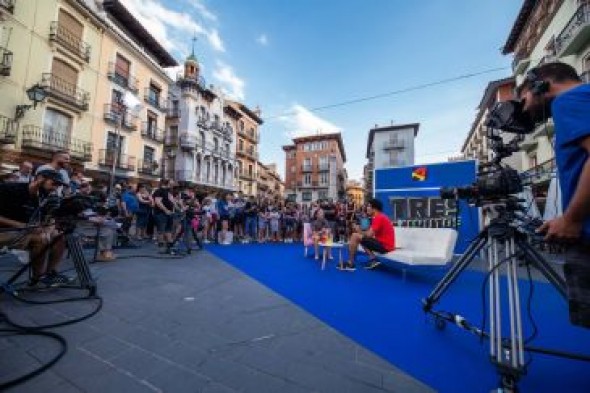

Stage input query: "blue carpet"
[{"left": 207, "top": 244, "right": 590, "bottom": 393}]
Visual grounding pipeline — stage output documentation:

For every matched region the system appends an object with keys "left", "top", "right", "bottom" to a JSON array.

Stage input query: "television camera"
[{"left": 422, "top": 99, "right": 580, "bottom": 392}]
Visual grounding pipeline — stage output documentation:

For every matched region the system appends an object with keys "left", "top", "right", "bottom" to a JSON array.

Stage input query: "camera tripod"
[
  {"left": 422, "top": 211, "right": 567, "bottom": 392},
  {"left": 1, "top": 221, "right": 97, "bottom": 297}
]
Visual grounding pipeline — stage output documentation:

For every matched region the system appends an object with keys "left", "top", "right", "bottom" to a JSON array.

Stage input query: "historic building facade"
[{"left": 283, "top": 133, "right": 347, "bottom": 205}]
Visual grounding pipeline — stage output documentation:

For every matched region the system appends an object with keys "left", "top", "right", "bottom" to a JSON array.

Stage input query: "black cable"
[
  {"left": 263, "top": 66, "right": 509, "bottom": 120},
  {"left": 0, "top": 312, "right": 67, "bottom": 390},
  {"left": 524, "top": 263, "right": 539, "bottom": 345}
]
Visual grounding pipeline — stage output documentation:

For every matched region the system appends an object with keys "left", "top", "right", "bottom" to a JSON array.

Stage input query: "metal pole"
[{"left": 108, "top": 105, "right": 125, "bottom": 195}]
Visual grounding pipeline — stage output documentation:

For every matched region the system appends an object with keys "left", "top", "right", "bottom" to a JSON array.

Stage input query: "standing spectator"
[
  {"left": 135, "top": 184, "right": 152, "bottom": 241},
  {"left": 258, "top": 202, "right": 269, "bottom": 242},
  {"left": 269, "top": 205, "right": 281, "bottom": 242},
  {"left": 322, "top": 199, "right": 337, "bottom": 238},
  {"left": 217, "top": 193, "right": 232, "bottom": 245},
  {"left": 35, "top": 151, "right": 71, "bottom": 196},
  {"left": 234, "top": 192, "right": 246, "bottom": 242},
  {"left": 153, "top": 179, "right": 175, "bottom": 254},
  {"left": 284, "top": 202, "right": 296, "bottom": 243},
  {"left": 70, "top": 171, "right": 84, "bottom": 194},
  {"left": 244, "top": 195, "right": 258, "bottom": 242},
  {"left": 202, "top": 198, "right": 213, "bottom": 243},
  {"left": 14, "top": 161, "right": 33, "bottom": 183}
]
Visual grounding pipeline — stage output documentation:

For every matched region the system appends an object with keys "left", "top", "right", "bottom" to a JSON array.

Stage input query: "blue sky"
[{"left": 122, "top": 0, "right": 522, "bottom": 180}]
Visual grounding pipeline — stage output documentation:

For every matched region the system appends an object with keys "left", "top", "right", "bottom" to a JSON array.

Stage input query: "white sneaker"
[{"left": 203, "top": 239, "right": 211, "bottom": 244}]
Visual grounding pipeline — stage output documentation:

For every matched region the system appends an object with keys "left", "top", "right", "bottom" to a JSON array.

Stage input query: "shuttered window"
[
  {"left": 115, "top": 54, "right": 130, "bottom": 77},
  {"left": 58, "top": 9, "right": 83, "bottom": 39},
  {"left": 51, "top": 58, "right": 77, "bottom": 85}
]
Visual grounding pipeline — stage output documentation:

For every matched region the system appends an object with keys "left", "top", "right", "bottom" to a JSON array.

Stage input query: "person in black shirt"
[
  {"left": 0, "top": 170, "right": 69, "bottom": 286},
  {"left": 153, "top": 179, "right": 175, "bottom": 253},
  {"left": 244, "top": 195, "right": 259, "bottom": 242}
]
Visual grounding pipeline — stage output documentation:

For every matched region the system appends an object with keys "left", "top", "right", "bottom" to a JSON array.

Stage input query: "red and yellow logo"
[{"left": 412, "top": 166, "right": 427, "bottom": 181}]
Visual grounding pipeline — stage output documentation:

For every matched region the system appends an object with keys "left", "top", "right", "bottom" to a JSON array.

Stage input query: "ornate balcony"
[
  {"left": 556, "top": 4, "right": 590, "bottom": 57},
  {"left": 41, "top": 73, "right": 89, "bottom": 111},
  {"left": 0, "top": 0, "right": 15, "bottom": 14},
  {"left": 521, "top": 158, "right": 556, "bottom": 184},
  {"left": 511, "top": 54, "right": 530, "bottom": 75},
  {"left": 103, "top": 104, "right": 138, "bottom": 131},
  {"left": 141, "top": 122, "right": 165, "bottom": 143},
  {"left": 165, "top": 128, "right": 179, "bottom": 146},
  {"left": 49, "top": 21, "right": 91, "bottom": 62},
  {"left": 179, "top": 134, "right": 198, "bottom": 151},
  {"left": 98, "top": 149, "right": 135, "bottom": 171},
  {"left": 240, "top": 170, "right": 256, "bottom": 181},
  {"left": 301, "top": 164, "right": 313, "bottom": 172},
  {"left": 143, "top": 88, "right": 167, "bottom": 111},
  {"left": 166, "top": 107, "right": 180, "bottom": 118},
  {"left": 137, "top": 159, "right": 160, "bottom": 177},
  {"left": 107, "top": 62, "right": 138, "bottom": 93},
  {"left": 0, "top": 47, "right": 13, "bottom": 76},
  {"left": 0, "top": 114, "right": 17, "bottom": 144},
  {"left": 318, "top": 163, "right": 329, "bottom": 171},
  {"left": 21, "top": 125, "right": 92, "bottom": 161}
]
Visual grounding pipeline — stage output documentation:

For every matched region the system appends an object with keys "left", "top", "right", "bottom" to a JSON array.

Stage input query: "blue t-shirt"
[
  {"left": 121, "top": 191, "right": 139, "bottom": 214},
  {"left": 551, "top": 83, "right": 590, "bottom": 240},
  {"left": 217, "top": 200, "right": 230, "bottom": 218}
]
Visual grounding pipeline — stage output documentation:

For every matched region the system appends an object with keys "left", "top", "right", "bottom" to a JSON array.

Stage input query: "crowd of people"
[{"left": 0, "top": 150, "right": 397, "bottom": 288}]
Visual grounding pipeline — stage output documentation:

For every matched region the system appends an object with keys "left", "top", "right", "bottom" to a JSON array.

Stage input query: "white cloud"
[
  {"left": 189, "top": 0, "right": 217, "bottom": 21},
  {"left": 279, "top": 104, "right": 341, "bottom": 138},
  {"left": 256, "top": 34, "right": 269, "bottom": 46},
  {"left": 213, "top": 61, "right": 245, "bottom": 101},
  {"left": 120, "top": 0, "right": 225, "bottom": 53}
]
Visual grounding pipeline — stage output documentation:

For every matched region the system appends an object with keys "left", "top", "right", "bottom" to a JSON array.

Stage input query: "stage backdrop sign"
[{"left": 374, "top": 160, "right": 480, "bottom": 253}]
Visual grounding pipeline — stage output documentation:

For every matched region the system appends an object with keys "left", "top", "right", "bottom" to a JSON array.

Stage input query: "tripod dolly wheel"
[{"left": 435, "top": 317, "right": 446, "bottom": 331}]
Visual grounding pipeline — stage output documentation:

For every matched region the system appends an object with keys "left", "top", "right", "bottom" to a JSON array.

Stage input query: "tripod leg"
[
  {"left": 516, "top": 238, "right": 567, "bottom": 299},
  {"left": 423, "top": 231, "right": 488, "bottom": 311}
]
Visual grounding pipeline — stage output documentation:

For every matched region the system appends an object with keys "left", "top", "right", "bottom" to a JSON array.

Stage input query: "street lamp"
[{"left": 15, "top": 84, "right": 47, "bottom": 120}]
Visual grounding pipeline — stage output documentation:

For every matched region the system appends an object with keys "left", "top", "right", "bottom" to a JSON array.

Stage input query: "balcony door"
[
  {"left": 143, "top": 146, "right": 155, "bottom": 173},
  {"left": 115, "top": 53, "right": 130, "bottom": 86},
  {"left": 43, "top": 108, "right": 72, "bottom": 150},
  {"left": 106, "top": 131, "right": 124, "bottom": 165}
]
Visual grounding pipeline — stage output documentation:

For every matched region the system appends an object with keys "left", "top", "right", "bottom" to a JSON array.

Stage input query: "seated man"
[
  {"left": 0, "top": 170, "right": 69, "bottom": 287},
  {"left": 341, "top": 198, "right": 395, "bottom": 271},
  {"left": 77, "top": 182, "right": 117, "bottom": 261}
]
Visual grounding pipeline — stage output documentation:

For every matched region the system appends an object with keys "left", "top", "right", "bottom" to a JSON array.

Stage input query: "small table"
[{"left": 320, "top": 242, "right": 346, "bottom": 270}]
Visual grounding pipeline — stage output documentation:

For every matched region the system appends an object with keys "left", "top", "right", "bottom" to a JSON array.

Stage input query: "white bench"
[{"left": 360, "top": 227, "right": 458, "bottom": 272}]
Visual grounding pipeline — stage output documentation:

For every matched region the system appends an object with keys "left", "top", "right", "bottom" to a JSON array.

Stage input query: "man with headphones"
[{"left": 518, "top": 62, "right": 590, "bottom": 327}]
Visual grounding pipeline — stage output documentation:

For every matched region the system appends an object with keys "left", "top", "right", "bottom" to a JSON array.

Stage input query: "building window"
[
  {"left": 318, "top": 190, "right": 328, "bottom": 200},
  {"left": 239, "top": 139, "right": 244, "bottom": 151},
  {"left": 303, "top": 174, "right": 311, "bottom": 185},
  {"left": 106, "top": 131, "right": 124, "bottom": 156},
  {"left": 147, "top": 83, "right": 161, "bottom": 105},
  {"left": 43, "top": 108, "right": 72, "bottom": 148},
  {"left": 143, "top": 145, "right": 155, "bottom": 163},
  {"left": 248, "top": 164, "right": 253, "bottom": 176},
  {"left": 147, "top": 110, "right": 157, "bottom": 135},
  {"left": 319, "top": 172, "right": 328, "bottom": 185},
  {"left": 302, "top": 191, "right": 312, "bottom": 201},
  {"left": 114, "top": 53, "right": 130, "bottom": 84}
]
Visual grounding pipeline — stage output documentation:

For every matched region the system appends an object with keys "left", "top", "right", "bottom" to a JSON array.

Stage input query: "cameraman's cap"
[{"left": 36, "top": 169, "right": 67, "bottom": 185}]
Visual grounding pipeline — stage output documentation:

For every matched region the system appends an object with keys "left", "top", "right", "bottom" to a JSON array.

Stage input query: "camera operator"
[
  {"left": 519, "top": 62, "right": 590, "bottom": 327},
  {"left": 0, "top": 170, "right": 69, "bottom": 286}
]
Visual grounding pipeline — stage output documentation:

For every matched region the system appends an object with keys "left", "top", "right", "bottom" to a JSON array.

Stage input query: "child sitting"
[{"left": 312, "top": 209, "right": 332, "bottom": 260}]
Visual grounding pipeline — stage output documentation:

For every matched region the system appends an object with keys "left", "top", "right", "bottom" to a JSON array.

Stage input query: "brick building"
[{"left": 282, "top": 133, "right": 347, "bottom": 205}]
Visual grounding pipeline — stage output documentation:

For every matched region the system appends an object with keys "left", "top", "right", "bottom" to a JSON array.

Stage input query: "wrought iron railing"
[
  {"left": 21, "top": 125, "right": 92, "bottom": 161},
  {"left": 521, "top": 158, "right": 556, "bottom": 183},
  {"left": 0, "top": 47, "right": 13, "bottom": 76},
  {"left": 41, "top": 73, "right": 89, "bottom": 110},
  {"left": 98, "top": 149, "right": 135, "bottom": 171},
  {"left": 0, "top": 114, "right": 17, "bottom": 144},
  {"left": 383, "top": 139, "right": 405, "bottom": 149},
  {"left": 0, "top": 0, "right": 15, "bottom": 14},
  {"left": 143, "top": 88, "right": 167, "bottom": 111},
  {"left": 137, "top": 159, "right": 160, "bottom": 176},
  {"left": 318, "top": 163, "right": 329, "bottom": 171},
  {"left": 107, "top": 62, "right": 138, "bottom": 93},
  {"left": 301, "top": 164, "right": 313, "bottom": 172},
  {"left": 555, "top": 4, "right": 590, "bottom": 55},
  {"left": 141, "top": 122, "right": 165, "bottom": 143},
  {"left": 103, "top": 104, "right": 138, "bottom": 131},
  {"left": 49, "top": 21, "right": 91, "bottom": 62},
  {"left": 167, "top": 107, "right": 180, "bottom": 118}
]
